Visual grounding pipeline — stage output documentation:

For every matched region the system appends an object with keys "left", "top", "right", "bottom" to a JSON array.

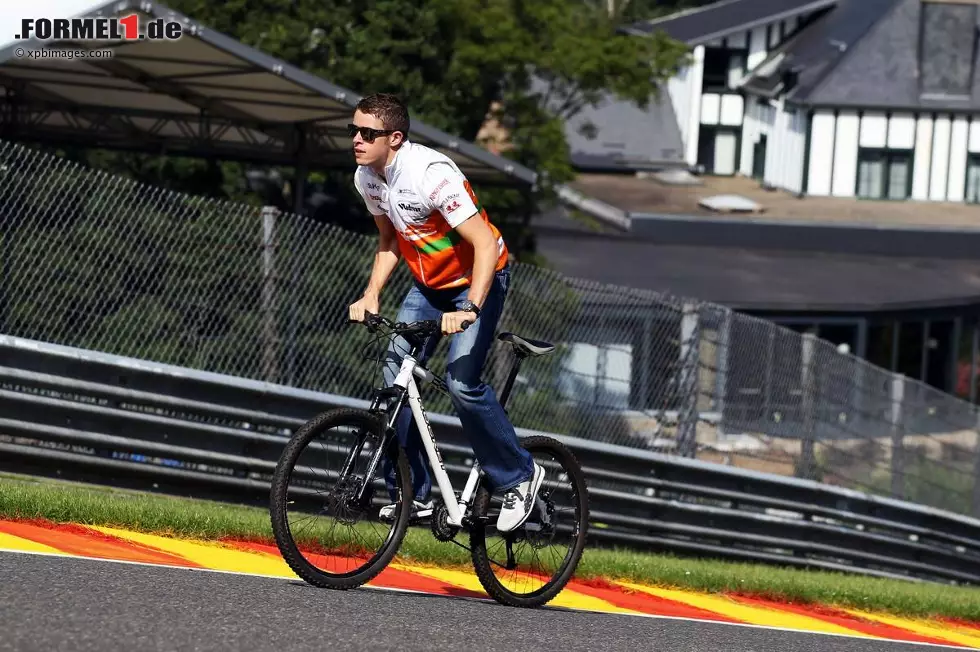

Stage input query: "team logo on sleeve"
[{"left": 428, "top": 179, "right": 449, "bottom": 201}]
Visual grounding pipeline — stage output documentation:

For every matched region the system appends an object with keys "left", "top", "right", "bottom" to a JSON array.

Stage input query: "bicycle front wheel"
[
  {"left": 469, "top": 435, "right": 590, "bottom": 608},
  {"left": 269, "top": 407, "right": 413, "bottom": 590}
]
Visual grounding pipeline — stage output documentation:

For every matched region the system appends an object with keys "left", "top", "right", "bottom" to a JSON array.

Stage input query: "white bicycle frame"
[{"left": 390, "top": 352, "right": 480, "bottom": 528}]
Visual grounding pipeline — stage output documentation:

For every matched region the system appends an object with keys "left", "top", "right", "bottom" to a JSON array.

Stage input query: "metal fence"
[
  {"left": 2, "top": 138, "right": 979, "bottom": 516},
  {"left": 6, "top": 334, "right": 980, "bottom": 586}
]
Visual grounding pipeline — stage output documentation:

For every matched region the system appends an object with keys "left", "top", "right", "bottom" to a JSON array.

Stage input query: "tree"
[{"left": 80, "top": 0, "right": 689, "bottom": 259}]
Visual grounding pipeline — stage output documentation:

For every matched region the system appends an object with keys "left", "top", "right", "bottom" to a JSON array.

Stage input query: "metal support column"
[
  {"left": 890, "top": 374, "right": 905, "bottom": 499},
  {"left": 763, "top": 323, "right": 774, "bottom": 428},
  {"left": 715, "top": 309, "right": 731, "bottom": 435},
  {"left": 854, "top": 317, "right": 868, "bottom": 433},
  {"left": 799, "top": 332, "right": 817, "bottom": 480},
  {"left": 261, "top": 205, "right": 279, "bottom": 383},
  {"left": 639, "top": 314, "right": 652, "bottom": 410},
  {"left": 677, "top": 303, "right": 700, "bottom": 457}
]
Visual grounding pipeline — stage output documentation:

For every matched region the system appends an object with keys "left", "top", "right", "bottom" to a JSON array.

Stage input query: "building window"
[
  {"left": 702, "top": 47, "right": 747, "bottom": 92},
  {"left": 559, "top": 342, "right": 633, "bottom": 411},
  {"left": 856, "top": 148, "right": 913, "bottom": 199},
  {"left": 965, "top": 154, "right": 980, "bottom": 204}
]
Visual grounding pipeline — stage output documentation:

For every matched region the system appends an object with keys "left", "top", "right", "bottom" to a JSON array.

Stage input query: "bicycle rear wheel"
[
  {"left": 269, "top": 407, "right": 412, "bottom": 589},
  {"left": 469, "top": 435, "right": 589, "bottom": 608}
]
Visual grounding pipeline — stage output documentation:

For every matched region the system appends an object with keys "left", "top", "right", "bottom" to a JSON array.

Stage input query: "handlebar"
[{"left": 348, "top": 311, "right": 470, "bottom": 335}]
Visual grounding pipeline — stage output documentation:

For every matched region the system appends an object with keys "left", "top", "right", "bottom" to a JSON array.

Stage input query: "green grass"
[{"left": 4, "top": 473, "right": 980, "bottom": 622}]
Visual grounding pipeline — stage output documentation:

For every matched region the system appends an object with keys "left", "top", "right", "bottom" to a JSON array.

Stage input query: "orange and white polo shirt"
[{"left": 353, "top": 141, "right": 508, "bottom": 291}]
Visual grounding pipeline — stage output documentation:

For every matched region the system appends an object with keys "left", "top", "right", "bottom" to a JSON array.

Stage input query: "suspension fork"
[
  {"left": 353, "top": 386, "right": 408, "bottom": 504},
  {"left": 353, "top": 338, "right": 424, "bottom": 505},
  {"left": 337, "top": 387, "right": 398, "bottom": 479}
]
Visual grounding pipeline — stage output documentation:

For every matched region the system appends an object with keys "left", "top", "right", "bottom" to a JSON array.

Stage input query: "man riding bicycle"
[{"left": 346, "top": 93, "right": 545, "bottom": 533}]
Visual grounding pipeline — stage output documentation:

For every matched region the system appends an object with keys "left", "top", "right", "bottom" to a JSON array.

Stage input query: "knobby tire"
[
  {"left": 469, "top": 435, "right": 590, "bottom": 608},
  {"left": 269, "top": 407, "right": 413, "bottom": 590}
]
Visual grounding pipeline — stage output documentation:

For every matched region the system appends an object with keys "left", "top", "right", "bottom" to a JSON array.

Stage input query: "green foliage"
[{"left": 64, "top": 0, "right": 690, "bottom": 259}]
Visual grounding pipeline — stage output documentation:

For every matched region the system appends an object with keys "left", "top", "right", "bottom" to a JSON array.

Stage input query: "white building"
[{"left": 611, "top": 0, "right": 980, "bottom": 204}]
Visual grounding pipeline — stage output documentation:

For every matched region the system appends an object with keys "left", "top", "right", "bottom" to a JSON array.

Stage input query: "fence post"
[
  {"left": 677, "top": 302, "right": 700, "bottom": 457},
  {"left": 890, "top": 374, "right": 905, "bottom": 499},
  {"left": 715, "top": 308, "right": 731, "bottom": 433},
  {"left": 799, "top": 332, "right": 817, "bottom": 480},
  {"left": 261, "top": 206, "right": 279, "bottom": 383},
  {"left": 764, "top": 323, "right": 775, "bottom": 431}
]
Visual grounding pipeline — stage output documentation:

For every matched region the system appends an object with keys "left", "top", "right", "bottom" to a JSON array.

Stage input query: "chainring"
[{"left": 430, "top": 503, "right": 460, "bottom": 542}]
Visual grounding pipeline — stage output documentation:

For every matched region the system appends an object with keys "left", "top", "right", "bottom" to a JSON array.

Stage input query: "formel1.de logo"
[{"left": 15, "top": 14, "right": 183, "bottom": 42}]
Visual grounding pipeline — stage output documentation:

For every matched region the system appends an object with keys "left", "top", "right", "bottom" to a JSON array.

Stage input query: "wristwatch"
[{"left": 458, "top": 300, "right": 481, "bottom": 316}]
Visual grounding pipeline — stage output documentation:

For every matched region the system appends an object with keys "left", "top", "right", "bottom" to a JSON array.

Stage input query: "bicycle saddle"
[{"left": 497, "top": 332, "right": 555, "bottom": 357}]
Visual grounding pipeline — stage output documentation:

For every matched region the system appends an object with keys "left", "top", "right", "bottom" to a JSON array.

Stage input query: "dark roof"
[
  {"left": 739, "top": 0, "right": 980, "bottom": 112},
  {"left": 535, "top": 226, "right": 980, "bottom": 312},
  {"left": 0, "top": 0, "right": 537, "bottom": 187},
  {"left": 528, "top": 76, "right": 685, "bottom": 172},
  {"left": 562, "top": 90, "right": 686, "bottom": 171},
  {"left": 623, "top": 0, "right": 837, "bottom": 46}
]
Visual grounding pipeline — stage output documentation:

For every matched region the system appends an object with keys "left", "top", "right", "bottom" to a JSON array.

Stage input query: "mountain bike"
[{"left": 269, "top": 311, "right": 589, "bottom": 608}]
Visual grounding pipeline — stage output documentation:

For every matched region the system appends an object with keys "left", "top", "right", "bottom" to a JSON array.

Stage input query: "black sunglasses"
[{"left": 348, "top": 124, "right": 396, "bottom": 142}]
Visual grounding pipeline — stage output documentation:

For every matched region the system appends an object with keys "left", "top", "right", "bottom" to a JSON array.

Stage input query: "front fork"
[{"left": 348, "top": 386, "right": 405, "bottom": 506}]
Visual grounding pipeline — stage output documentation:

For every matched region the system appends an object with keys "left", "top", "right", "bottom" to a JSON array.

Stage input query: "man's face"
[{"left": 351, "top": 109, "right": 394, "bottom": 168}]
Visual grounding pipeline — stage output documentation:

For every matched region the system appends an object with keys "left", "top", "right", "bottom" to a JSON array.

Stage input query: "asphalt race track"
[{"left": 0, "top": 551, "right": 968, "bottom": 652}]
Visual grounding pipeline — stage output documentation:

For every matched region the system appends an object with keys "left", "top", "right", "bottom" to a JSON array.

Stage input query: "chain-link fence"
[{"left": 2, "top": 138, "right": 979, "bottom": 515}]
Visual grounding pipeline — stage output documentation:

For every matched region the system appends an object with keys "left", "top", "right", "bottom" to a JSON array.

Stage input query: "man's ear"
[{"left": 390, "top": 130, "right": 406, "bottom": 147}]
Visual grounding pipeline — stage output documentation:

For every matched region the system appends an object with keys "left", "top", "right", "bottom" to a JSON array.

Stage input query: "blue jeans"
[{"left": 381, "top": 265, "right": 534, "bottom": 502}]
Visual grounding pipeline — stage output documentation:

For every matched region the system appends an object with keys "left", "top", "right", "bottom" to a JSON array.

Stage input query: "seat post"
[{"left": 497, "top": 349, "right": 527, "bottom": 410}]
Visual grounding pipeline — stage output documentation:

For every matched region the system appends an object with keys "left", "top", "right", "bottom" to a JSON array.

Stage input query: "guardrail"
[{"left": 4, "top": 333, "right": 980, "bottom": 586}]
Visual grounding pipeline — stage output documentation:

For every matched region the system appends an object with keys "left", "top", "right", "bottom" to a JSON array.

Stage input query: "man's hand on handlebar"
[
  {"left": 348, "top": 292, "right": 380, "bottom": 323},
  {"left": 441, "top": 310, "right": 476, "bottom": 335},
  {"left": 346, "top": 309, "right": 471, "bottom": 334}
]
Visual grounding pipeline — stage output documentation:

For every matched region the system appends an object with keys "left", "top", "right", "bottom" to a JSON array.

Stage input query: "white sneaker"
[
  {"left": 496, "top": 463, "right": 545, "bottom": 533},
  {"left": 379, "top": 499, "right": 433, "bottom": 522}
]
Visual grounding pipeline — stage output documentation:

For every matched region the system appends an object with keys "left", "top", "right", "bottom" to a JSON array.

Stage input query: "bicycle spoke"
[
  {"left": 469, "top": 437, "right": 589, "bottom": 607},
  {"left": 275, "top": 414, "right": 407, "bottom": 579}
]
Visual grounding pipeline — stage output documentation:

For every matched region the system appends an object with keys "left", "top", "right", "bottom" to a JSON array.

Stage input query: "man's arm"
[
  {"left": 453, "top": 213, "right": 497, "bottom": 309},
  {"left": 363, "top": 213, "right": 401, "bottom": 301},
  {"left": 349, "top": 168, "right": 399, "bottom": 320}
]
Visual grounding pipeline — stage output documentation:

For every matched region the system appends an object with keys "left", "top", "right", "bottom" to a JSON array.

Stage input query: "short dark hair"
[{"left": 355, "top": 93, "right": 410, "bottom": 137}]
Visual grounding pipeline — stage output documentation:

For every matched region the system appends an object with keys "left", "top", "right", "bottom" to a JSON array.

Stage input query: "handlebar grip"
[{"left": 348, "top": 310, "right": 376, "bottom": 323}]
